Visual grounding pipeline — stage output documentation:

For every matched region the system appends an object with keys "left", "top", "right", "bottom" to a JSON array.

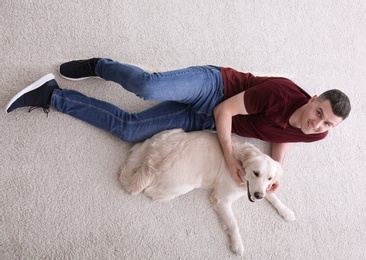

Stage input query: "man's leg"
[
  {"left": 96, "top": 59, "right": 223, "bottom": 106},
  {"left": 61, "top": 58, "right": 224, "bottom": 111},
  {"left": 51, "top": 89, "right": 215, "bottom": 142}
]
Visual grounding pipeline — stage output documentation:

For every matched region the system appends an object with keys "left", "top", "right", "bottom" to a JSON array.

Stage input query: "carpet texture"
[{"left": 1, "top": 1, "right": 365, "bottom": 259}]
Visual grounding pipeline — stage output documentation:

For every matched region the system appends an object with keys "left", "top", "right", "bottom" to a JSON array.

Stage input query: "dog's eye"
[
  {"left": 253, "top": 171, "right": 259, "bottom": 177},
  {"left": 268, "top": 177, "right": 272, "bottom": 181}
]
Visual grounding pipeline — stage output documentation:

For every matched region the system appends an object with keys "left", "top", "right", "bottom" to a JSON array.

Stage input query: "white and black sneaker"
[
  {"left": 59, "top": 58, "right": 101, "bottom": 81},
  {"left": 5, "top": 73, "right": 60, "bottom": 113}
]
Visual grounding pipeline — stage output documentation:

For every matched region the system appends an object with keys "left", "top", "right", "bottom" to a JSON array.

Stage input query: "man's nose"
[{"left": 313, "top": 120, "right": 322, "bottom": 131}]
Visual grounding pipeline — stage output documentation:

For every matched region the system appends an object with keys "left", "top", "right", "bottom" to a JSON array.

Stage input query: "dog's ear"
[{"left": 235, "top": 145, "right": 261, "bottom": 168}]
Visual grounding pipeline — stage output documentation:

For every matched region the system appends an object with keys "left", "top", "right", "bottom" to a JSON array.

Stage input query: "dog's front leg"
[
  {"left": 210, "top": 193, "right": 244, "bottom": 255},
  {"left": 265, "top": 193, "right": 296, "bottom": 221}
]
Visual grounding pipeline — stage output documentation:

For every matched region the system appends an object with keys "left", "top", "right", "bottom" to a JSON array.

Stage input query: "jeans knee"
[{"left": 132, "top": 73, "right": 158, "bottom": 100}]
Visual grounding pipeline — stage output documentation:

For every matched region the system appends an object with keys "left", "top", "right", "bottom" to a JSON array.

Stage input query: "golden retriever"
[{"left": 120, "top": 129, "right": 295, "bottom": 255}]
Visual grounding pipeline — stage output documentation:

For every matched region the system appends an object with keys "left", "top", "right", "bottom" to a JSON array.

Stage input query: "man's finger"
[{"left": 236, "top": 173, "right": 245, "bottom": 185}]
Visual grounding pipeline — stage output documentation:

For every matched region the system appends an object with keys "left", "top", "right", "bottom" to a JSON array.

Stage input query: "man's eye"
[{"left": 254, "top": 171, "right": 259, "bottom": 177}]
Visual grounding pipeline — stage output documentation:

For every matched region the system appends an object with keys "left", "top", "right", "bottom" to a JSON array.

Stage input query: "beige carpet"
[{"left": 1, "top": 1, "right": 366, "bottom": 259}]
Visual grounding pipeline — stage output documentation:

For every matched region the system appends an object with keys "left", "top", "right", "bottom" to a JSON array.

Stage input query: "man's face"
[{"left": 300, "top": 96, "right": 343, "bottom": 135}]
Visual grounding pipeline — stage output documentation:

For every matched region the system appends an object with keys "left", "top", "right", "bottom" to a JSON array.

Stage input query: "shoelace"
[
  {"left": 77, "top": 60, "right": 93, "bottom": 72},
  {"left": 28, "top": 105, "right": 50, "bottom": 117}
]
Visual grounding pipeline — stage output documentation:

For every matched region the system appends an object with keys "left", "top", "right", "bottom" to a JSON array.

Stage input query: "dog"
[{"left": 120, "top": 129, "right": 295, "bottom": 255}]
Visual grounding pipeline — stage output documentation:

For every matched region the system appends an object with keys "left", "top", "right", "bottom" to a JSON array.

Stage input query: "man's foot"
[
  {"left": 59, "top": 58, "right": 101, "bottom": 81},
  {"left": 5, "top": 73, "right": 60, "bottom": 113}
]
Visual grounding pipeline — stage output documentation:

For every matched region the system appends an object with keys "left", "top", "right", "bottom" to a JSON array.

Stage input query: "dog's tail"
[
  {"left": 120, "top": 143, "right": 155, "bottom": 195},
  {"left": 121, "top": 165, "right": 154, "bottom": 195}
]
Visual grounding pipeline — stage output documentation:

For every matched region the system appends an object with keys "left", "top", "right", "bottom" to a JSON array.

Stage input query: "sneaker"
[
  {"left": 59, "top": 58, "right": 101, "bottom": 81},
  {"left": 5, "top": 73, "right": 60, "bottom": 113}
]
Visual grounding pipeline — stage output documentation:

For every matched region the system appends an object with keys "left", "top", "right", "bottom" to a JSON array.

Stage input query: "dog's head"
[{"left": 236, "top": 145, "right": 283, "bottom": 202}]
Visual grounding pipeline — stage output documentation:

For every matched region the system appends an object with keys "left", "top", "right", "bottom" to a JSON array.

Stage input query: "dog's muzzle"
[
  {"left": 246, "top": 181, "right": 264, "bottom": 203},
  {"left": 240, "top": 175, "right": 262, "bottom": 203}
]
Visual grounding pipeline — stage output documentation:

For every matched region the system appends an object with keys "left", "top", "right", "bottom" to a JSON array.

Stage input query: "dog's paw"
[
  {"left": 230, "top": 240, "right": 244, "bottom": 255},
  {"left": 229, "top": 234, "right": 244, "bottom": 255},
  {"left": 279, "top": 207, "right": 296, "bottom": 222}
]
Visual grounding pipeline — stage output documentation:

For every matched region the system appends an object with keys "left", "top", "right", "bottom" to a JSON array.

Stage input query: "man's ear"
[{"left": 309, "top": 95, "right": 318, "bottom": 103}]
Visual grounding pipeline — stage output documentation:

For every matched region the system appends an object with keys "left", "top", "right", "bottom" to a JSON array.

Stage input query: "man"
[{"left": 5, "top": 58, "right": 351, "bottom": 192}]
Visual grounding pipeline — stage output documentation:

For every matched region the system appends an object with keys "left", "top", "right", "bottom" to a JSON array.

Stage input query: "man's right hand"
[{"left": 228, "top": 158, "right": 245, "bottom": 186}]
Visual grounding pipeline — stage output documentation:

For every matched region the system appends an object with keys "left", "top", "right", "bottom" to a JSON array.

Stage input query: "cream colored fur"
[{"left": 120, "top": 129, "right": 295, "bottom": 255}]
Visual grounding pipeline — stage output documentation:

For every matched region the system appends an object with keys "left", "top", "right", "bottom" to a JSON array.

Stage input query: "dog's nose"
[{"left": 254, "top": 192, "right": 264, "bottom": 200}]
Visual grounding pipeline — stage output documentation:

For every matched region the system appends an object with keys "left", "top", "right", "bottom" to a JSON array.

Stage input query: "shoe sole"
[
  {"left": 59, "top": 75, "right": 102, "bottom": 81},
  {"left": 5, "top": 73, "right": 55, "bottom": 113},
  {"left": 59, "top": 66, "right": 102, "bottom": 81}
]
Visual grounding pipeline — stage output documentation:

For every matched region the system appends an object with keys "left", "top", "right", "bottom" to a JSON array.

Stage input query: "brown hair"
[{"left": 317, "top": 89, "right": 351, "bottom": 120}]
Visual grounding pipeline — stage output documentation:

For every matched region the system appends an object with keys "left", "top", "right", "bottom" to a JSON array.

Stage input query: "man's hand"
[
  {"left": 267, "top": 178, "right": 281, "bottom": 193},
  {"left": 269, "top": 142, "right": 291, "bottom": 193},
  {"left": 228, "top": 158, "right": 245, "bottom": 186}
]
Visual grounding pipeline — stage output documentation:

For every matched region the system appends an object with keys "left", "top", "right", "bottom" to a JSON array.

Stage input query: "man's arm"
[
  {"left": 214, "top": 91, "right": 248, "bottom": 185},
  {"left": 271, "top": 142, "right": 292, "bottom": 164},
  {"left": 266, "top": 142, "right": 293, "bottom": 193}
]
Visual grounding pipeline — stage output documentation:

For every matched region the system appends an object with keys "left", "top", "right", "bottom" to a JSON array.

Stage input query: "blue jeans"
[{"left": 50, "top": 58, "right": 224, "bottom": 142}]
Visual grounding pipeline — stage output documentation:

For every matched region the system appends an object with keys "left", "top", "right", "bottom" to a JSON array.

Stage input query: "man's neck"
[{"left": 289, "top": 104, "right": 306, "bottom": 129}]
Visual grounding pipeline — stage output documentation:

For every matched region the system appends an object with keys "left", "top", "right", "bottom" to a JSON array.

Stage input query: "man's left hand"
[{"left": 267, "top": 179, "right": 281, "bottom": 193}]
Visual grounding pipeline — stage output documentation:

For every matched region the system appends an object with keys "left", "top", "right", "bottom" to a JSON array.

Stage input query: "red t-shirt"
[{"left": 220, "top": 67, "right": 328, "bottom": 143}]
